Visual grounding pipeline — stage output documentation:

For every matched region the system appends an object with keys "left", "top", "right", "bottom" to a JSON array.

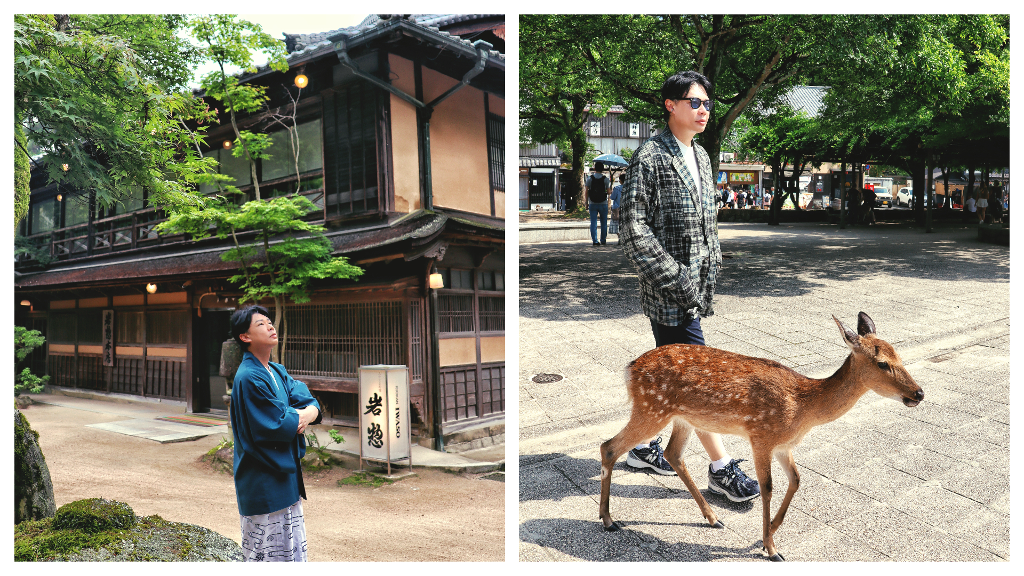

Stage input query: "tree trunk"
[
  {"left": 910, "top": 157, "right": 926, "bottom": 225},
  {"left": 566, "top": 131, "right": 588, "bottom": 213},
  {"left": 768, "top": 160, "right": 783, "bottom": 225},
  {"left": 965, "top": 161, "right": 976, "bottom": 223}
]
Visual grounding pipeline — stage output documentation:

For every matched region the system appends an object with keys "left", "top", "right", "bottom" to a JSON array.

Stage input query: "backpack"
[{"left": 588, "top": 173, "right": 608, "bottom": 203}]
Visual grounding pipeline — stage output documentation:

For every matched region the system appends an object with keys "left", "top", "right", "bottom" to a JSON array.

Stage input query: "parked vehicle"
[
  {"left": 895, "top": 187, "right": 913, "bottom": 207},
  {"left": 872, "top": 187, "right": 892, "bottom": 208}
]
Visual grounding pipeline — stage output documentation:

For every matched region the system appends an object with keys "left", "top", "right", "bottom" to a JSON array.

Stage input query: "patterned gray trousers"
[{"left": 240, "top": 499, "right": 308, "bottom": 562}]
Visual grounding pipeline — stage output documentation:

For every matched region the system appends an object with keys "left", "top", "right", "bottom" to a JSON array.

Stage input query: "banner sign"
[
  {"left": 102, "top": 310, "right": 115, "bottom": 366},
  {"left": 728, "top": 172, "right": 755, "bottom": 184}
]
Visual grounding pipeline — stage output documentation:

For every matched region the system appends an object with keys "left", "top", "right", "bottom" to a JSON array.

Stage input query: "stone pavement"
[{"left": 518, "top": 220, "right": 1010, "bottom": 562}]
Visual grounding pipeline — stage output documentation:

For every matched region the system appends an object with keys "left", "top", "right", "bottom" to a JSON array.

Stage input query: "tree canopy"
[
  {"left": 519, "top": 14, "right": 1010, "bottom": 213},
  {"left": 14, "top": 14, "right": 209, "bottom": 216}
]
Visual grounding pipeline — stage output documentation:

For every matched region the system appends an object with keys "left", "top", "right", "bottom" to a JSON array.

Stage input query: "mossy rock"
[
  {"left": 14, "top": 409, "right": 56, "bottom": 524},
  {"left": 15, "top": 500, "right": 242, "bottom": 562},
  {"left": 52, "top": 498, "right": 137, "bottom": 532}
]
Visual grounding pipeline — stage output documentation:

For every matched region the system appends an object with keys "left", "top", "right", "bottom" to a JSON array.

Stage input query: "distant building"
[{"left": 519, "top": 106, "right": 657, "bottom": 210}]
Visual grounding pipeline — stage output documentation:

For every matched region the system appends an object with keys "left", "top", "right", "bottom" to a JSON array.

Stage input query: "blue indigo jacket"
[{"left": 230, "top": 352, "right": 321, "bottom": 516}]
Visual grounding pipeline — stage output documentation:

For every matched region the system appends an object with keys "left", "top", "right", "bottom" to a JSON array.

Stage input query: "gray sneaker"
[
  {"left": 625, "top": 437, "right": 675, "bottom": 475},
  {"left": 707, "top": 458, "right": 760, "bottom": 502}
]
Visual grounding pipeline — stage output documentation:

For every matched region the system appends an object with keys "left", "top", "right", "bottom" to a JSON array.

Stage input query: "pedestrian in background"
[
  {"left": 609, "top": 173, "right": 624, "bottom": 238},
  {"left": 977, "top": 186, "right": 990, "bottom": 222},
  {"left": 230, "top": 305, "right": 322, "bottom": 562},
  {"left": 989, "top": 188, "right": 1003, "bottom": 223},
  {"left": 966, "top": 190, "right": 977, "bottom": 218},
  {"left": 848, "top": 187, "right": 861, "bottom": 226},
  {"left": 862, "top": 187, "right": 877, "bottom": 225},
  {"left": 619, "top": 69, "right": 759, "bottom": 504},
  {"left": 586, "top": 161, "right": 610, "bottom": 245}
]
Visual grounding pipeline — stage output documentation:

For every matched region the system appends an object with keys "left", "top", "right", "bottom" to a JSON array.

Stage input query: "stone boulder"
[
  {"left": 14, "top": 409, "right": 56, "bottom": 524},
  {"left": 15, "top": 498, "right": 243, "bottom": 561}
]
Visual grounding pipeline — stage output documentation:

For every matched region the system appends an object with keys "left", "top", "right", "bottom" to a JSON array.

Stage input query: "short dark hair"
[
  {"left": 661, "top": 70, "right": 713, "bottom": 123},
  {"left": 594, "top": 161, "right": 605, "bottom": 171},
  {"left": 230, "top": 305, "right": 270, "bottom": 351}
]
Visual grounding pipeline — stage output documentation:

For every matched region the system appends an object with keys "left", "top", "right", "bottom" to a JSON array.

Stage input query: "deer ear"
[
  {"left": 833, "top": 315, "right": 861, "bottom": 349},
  {"left": 857, "top": 312, "right": 876, "bottom": 336}
]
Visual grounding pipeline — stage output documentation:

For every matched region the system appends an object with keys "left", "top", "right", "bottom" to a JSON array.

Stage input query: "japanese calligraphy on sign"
[
  {"left": 364, "top": 392, "right": 383, "bottom": 416},
  {"left": 102, "top": 310, "right": 115, "bottom": 366},
  {"left": 367, "top": 423, "right": 384, "bottom": 448}
]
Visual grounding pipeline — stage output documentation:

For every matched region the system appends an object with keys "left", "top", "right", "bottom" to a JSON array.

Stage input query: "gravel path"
[{"left": 23, "top": 401, "right": 504, "bottom": 562}]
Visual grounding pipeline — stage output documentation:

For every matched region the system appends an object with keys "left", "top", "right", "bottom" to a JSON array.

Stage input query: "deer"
[{"left": 599, "top": 312, "right": 924, "bottom": 561}]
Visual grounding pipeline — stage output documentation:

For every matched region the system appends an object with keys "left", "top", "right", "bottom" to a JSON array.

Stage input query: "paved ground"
[{"left": 518, "top": 220, "right": 1010, "bottom": 562}]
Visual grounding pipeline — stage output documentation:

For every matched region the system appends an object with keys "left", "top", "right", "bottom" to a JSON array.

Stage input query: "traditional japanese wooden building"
[{"left": 14, "top": 14, "right": 506, "bottom": 450}]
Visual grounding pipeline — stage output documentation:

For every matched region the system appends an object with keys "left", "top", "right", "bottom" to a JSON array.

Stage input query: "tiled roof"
[{"left": 281, "top": 14, "right": 504, "bottom": 64}]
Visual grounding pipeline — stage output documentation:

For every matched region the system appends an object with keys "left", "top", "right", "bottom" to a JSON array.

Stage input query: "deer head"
[{"left": 833, "top": 312, "right": 924, "bottom": 407}]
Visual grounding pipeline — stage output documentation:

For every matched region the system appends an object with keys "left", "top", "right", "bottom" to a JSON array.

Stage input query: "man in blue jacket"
[{"left": 230, "top": 305, "right": 322, "bottom": 562}]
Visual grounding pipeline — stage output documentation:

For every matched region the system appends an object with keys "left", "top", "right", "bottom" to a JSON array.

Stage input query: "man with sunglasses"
[{"left": 619, "top": 70, "right": 760, "bottom": 504}]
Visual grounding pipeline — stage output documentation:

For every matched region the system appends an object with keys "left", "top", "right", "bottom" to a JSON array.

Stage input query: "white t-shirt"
[{"left": 674, "top": 135, "right": 702, "bottom": 195}]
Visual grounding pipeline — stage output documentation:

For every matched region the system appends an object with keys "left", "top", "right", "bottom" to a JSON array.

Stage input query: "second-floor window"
[{"left": 200, "top": 118, "right": 324, "bottom": 202}]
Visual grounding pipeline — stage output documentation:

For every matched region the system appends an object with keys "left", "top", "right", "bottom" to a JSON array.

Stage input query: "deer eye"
[{"left": 877, "top": 362, "right": 890, "bottom": 371}]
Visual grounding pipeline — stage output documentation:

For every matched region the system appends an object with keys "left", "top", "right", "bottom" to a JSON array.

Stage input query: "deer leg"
[
  {"left": 662, "top": 420, "right": 722, "bottom": 528},
  {"left": 599, "top": 414, "right": 670, "bottom": 531},
  {"left": 769, "top": 447, "right": 800, "bottom": 538},
  {"left": 751, "top": 444, "right": 784, "bottom": 561}
]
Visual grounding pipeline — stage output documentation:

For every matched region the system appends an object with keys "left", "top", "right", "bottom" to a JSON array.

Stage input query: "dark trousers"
[{"left": 650, "top": 316, "right": 706, "bottom": 347}]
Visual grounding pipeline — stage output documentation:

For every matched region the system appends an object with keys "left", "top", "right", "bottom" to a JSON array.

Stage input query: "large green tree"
[
  {"left": 14, "top": 14, "right": 208, "bottom": 218},
  {"left": 156, "top": 195, "right": 363, "bottom": 362},
  {"left": 812, "top": 15, "right": 1009, "bottom": 220},
  {"left": 556, "top": 15, "right": 835, "bottom": 180},
  {"left": 520, "top": 15, "right": 618, "bottom": 213}
]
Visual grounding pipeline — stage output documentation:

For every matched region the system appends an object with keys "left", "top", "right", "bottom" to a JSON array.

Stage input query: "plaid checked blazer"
[{"left": 620, "top": 129, "right": 722, "bottom": 325}]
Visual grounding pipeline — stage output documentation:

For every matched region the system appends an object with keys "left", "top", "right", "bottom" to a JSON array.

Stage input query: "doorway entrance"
[{"left": 193, "top": 309, "right": 233, "bottom": 413}]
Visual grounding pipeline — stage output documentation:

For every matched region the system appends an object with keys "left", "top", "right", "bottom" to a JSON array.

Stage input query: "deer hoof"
[
  {"left": 768, "top": 553, "right": 786, "bottom": 562},
  {"left": 712, "top": 520, "right": 725, "bottom": 528}
]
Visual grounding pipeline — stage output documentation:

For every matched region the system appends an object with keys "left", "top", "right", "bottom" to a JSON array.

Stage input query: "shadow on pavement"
[
  {"left": 520, "top": 453, "right": 757, "bottom": 516},
  {"left": 520, "top": 517, "right": 766, "bottom": 562},
  {"left": 519, "top": 223, "right": 1008, "bottom": 323}
]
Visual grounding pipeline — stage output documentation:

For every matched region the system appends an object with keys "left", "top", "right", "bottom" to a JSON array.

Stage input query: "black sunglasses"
[{"left": 680, "top": 97, "right": 713, "bottom": 111}]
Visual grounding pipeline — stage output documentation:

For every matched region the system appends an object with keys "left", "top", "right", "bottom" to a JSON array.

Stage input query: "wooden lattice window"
[
  {"left": 280, "top": 301, "right": 414, "bottom": 379},
  {"left": 322, "top": 81, "right": 382, "bottom": 218},
  {"left": 145, "top": 310, "right": 189, "bottom": 345},
  {"left": 487, "top": 112, "right": 504, "bottom": 192},
  {"left": 48, "top": 313, "right": 76, "bottom": 344},
  {"left": 116, "top": 311, "right": 144, "bottom": 344},
  {"left": 438, "top": 294, "right": 474, "bottom": 334}
]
